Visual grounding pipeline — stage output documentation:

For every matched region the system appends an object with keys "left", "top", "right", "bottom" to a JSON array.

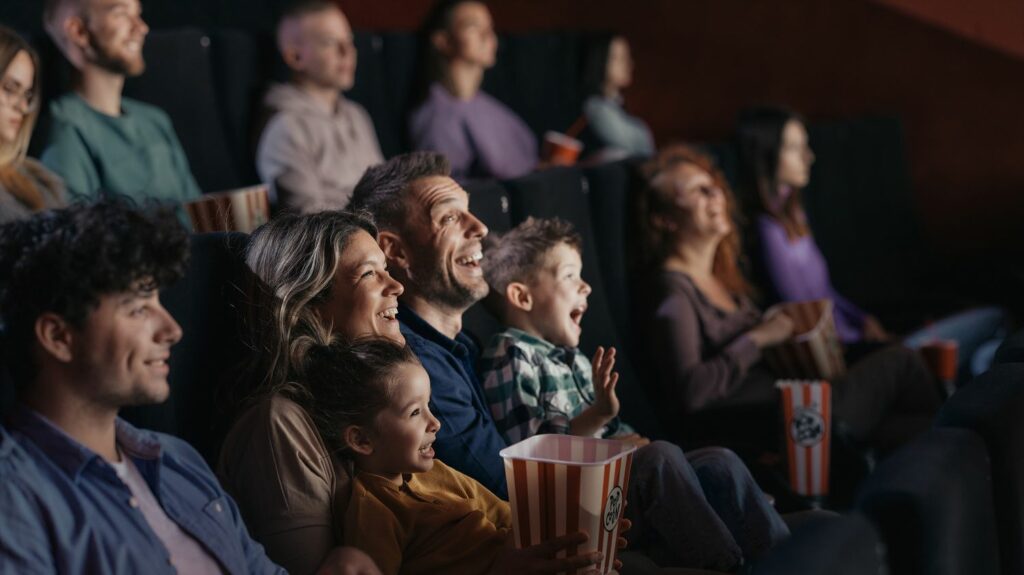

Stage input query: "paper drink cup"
[
  {"left": 776, "top": 380, "right": 832, "bottom": 498},
  {"left": 185, "top": 185, "right": 270, "bottom": 233},
  {"left": 542, "top": 131, "right": 584, "bottom": 166},
  {"left": 919, "top": 339, "right": 959, "bottom": 382},
  {"left": 500, "top": 434, "right": 636, "bottom": 574}
]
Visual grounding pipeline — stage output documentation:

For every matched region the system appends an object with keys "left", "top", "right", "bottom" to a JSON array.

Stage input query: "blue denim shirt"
[
  {"left": 0, "top": 406, "right": 284, "bottom": 575},
  {"left": 399, "top": 304, "right": 510, "bottom": 499}
]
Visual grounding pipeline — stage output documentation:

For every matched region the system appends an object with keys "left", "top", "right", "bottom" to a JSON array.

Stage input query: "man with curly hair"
[{"left": 0, "top": 199, "right": 288, "bottom": 574}]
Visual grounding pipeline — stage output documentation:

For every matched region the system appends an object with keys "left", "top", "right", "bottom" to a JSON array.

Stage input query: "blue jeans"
[
  {"left": 903, "top": 306, "right": 1009, "bottom": 379},
  {"left": 625, "top": 441, "right": 790, "bottom": 570}
]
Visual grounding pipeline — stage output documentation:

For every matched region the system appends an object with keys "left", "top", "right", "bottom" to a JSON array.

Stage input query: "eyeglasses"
[{"left": 0, "top": 80, "right": 37, "bottom": 112}]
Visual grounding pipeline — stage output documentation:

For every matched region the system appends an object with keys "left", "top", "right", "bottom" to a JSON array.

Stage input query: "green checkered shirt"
[{"left": 479, "top": 327, "right": 633, "bottom": 445}]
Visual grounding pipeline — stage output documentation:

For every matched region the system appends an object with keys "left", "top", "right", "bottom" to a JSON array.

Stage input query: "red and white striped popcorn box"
[
  {"left": 500, "top": 435, "right": 637, "bottom": 575},
  {"left": 185, "top": 185, "right": 270, "bottom": 233},
  {"left": 763, "top": 299, "right": 847, "bottom": 380},
  {"left": 776, "top": 380, "right": 832, "bottom": 497}
]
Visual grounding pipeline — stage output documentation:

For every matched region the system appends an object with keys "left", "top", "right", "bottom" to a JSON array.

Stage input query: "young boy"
[
  {"left": 478, "top": 217, "right": 644, "bottom": 446},
  {"left": 479, "top": 217, "right": 791, "bottom": 571}
]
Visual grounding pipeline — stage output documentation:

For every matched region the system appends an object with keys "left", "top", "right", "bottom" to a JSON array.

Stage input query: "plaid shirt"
[{"left": 479, "top": 328, "right": 633, "bottom": 445}]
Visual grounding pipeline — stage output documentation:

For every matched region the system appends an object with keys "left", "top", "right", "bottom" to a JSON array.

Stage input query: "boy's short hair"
[
  {"left": 482, "top": 217, "right": 582, "bottom": 298},
  {"left": 0, "top": 198, "right": 189, "bottom": 387},
  {"left": 276, "top": 0, "right": 340, "bottom": 50}
]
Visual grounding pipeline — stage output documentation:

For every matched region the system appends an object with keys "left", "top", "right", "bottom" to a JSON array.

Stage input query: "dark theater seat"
[
  {"left": 936, "top": 363, "right": 1024, "bottom": 574},
  {"left": 855, "top": 427, "right": 1000, "bottom": 575},
  {"left": 993, "top": 329, "right": 1024, "bottom": 365},
  {"left": 751, "top": 513, "right": 886, "bottom": 575},
  {"left": 462, "top": 178, "right": 513, "bottom": 349},
  {"left": 121, "top": 232, "right": 251, "bottom": 465}
]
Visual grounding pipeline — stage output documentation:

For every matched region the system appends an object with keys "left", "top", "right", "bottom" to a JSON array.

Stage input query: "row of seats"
[{"left": 123, "top": 159, "right": 1024, "bottom": 573}]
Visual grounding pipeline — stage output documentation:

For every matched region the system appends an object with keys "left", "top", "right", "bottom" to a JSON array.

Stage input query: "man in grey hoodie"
[{"left": 256, "top": 0, "right": 384, "bottom": 213}]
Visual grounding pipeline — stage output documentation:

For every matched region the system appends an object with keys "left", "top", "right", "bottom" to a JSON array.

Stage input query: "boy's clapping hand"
[{"left": 591, "top": 346, "right": 620, "bottom": 419}]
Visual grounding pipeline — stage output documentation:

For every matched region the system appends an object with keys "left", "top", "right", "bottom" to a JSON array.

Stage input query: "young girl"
[{"left": 297, "top": 335, "right": 618, "bottom": 575}]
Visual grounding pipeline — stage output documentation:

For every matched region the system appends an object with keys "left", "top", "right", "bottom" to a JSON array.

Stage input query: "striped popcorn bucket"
[
  {"left": 763, "top": 299, "right": 847, "bottom": 380},
  {"left": 184, "top": 185, "right": 270, "bottom": 233},
  {"left": 500, "top": 435, "right": 637, "bottom": 574},
  {"left": 776, "top": 380, "right": 832, "bottom": 497}
]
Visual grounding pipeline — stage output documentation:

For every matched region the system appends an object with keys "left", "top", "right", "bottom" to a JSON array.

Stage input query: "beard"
[
  {"left": 87, "top": 32, "right": 146, "bottom": 77},
  {"left": 406, "top": 247, "right": 488, "bottom": 314}
]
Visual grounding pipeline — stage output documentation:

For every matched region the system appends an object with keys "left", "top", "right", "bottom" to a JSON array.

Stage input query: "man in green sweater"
[{"left": 40, "top": 0, "right": 201, "bottom": 207}]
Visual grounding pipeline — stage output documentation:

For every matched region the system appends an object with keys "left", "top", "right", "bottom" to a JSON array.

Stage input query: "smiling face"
[
  {"left": 81, "top": 0, "right": 149, "bottom": 76},
  {"left": 400, "top": 176, "right": 489, "bottom": 312},
  {"left": 776, "top": 119, "right": 815, "bottom": 190},
  {"left": 663, "top": 162, "right": 731, "bottom": 242},
  {"left": 0, "top": 50, "right": 35, "bottom": 147},
  {"left": 441, "top": 1, "right": 497, "bottom": 68},
  {"left": 286, "top": 6, "right": 357, "bottom": 91},
  {"left": 67, "top": 283, "right": 182, "bottom": 408},
  {"left": 525, "top": 242, "right": 591, "bottom": 348},
  {"left": 364, "top": 361, "right": 441, "bottom": 482},
  {"left": 317, "top": 230, "right": 405, "bottom": 344}
]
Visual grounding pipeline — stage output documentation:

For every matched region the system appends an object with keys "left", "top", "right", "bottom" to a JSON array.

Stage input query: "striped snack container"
[
  {"left": 776, "top": 380, "right": 832, "bottom": 498},
  {"left": 763, "top": 299, "right": 847, "bottom": 380},
  {"left": 500, "top": 435, "right": 637, "bottom": 575},
  {"left": 185, "top": 185, "right": 270, "bottom": 233}
]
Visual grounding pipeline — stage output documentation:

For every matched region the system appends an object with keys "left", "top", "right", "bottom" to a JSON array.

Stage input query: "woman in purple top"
[
  {"left": 736, "top": 106, "right": 1007, "bottom": 376},
  {"left": 409, "top": 0, "right": 537, "bottom": 179}
]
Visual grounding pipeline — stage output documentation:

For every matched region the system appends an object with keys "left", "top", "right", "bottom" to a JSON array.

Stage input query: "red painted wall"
[
  {"left": 868, "top": 0, "right": 1024, "bottom": 61},
  {"left": 339, "top": 0, "right": 1024, "bottom": 261}
]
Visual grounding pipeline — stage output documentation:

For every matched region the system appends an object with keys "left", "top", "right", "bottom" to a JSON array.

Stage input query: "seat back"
[
  {"left": 751, "top": 513, "right": 886, "bottom": 575},
  {"left": 855, "top": 427, "right": 1000, "bottom": 575},
  {"left": 501, "top": 167, "right": 664, "bottom": 438},
  {"left": 123, "top": 28, "right": 240, "bottom": 192},
  {"left": 993, "top": 328, "right": 1024, "bottom": 365},
  {"left": 121, "top": 232, "right": 250, "bottom": 464},
  {"left": 936, "top": 363, "right": 1024, "bottom": 574},
  {"left": 462, "top": 179, "right": 513, "bottom": 349}
]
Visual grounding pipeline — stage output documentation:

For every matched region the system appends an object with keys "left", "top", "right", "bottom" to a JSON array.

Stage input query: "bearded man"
[{"left": 40, "top": 0, "right": 202, "bottom": 207}]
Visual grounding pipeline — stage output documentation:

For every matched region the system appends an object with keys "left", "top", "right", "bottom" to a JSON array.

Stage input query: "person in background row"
[
  {"left": 0, "top": 26, "right": 65, "bottom": 224},
  {"left": 634, "top": 145, "right": 943, "bottom": 455},
  {"left": 40, "top": 0, "right": 201, "bottom": 209},
  {"left": 579, "top": 33, "right": 654, "bottom": 161},
  {"left": 736, "top": 105, "right": 1008, "bottom": 377},
  {"left": 409, "top": 0, "right": 537, "bottom": 180},
  {"left": 257, "top": 0, "right": 384, "bottom": 213},
  {"left": 0, "top": 199, "right": 283, "bottom": 574}
]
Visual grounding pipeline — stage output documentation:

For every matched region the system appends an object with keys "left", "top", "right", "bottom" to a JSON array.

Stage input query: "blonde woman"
[{"left": 0, "top": 26, "right": 64, "bottom": 223}]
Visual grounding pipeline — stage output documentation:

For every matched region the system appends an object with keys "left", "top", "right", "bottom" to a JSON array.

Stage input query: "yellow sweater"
[{"left": 344, "top": 460, "right": 512, "bottom": 575}]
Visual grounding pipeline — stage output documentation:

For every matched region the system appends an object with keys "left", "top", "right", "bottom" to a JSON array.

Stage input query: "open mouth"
[
  {"left": 455, "top": 251, "right": 483, "bottom": 267},
  {"left": 418, "top": 441, "right": 435, "bottom": 457},
  {"left": 569, "top": 304, "right": 587, "bottom": 326},
  {"left": 377, "top": 306, "right": 399, "bottom": 321}
]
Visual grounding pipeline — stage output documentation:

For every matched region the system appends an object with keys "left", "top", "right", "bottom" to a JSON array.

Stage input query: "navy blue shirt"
[
  {"left": 399, "top": 303, "right": 510, "bottom": 499},
  {"left": 0, "top": 406, "right": 284, "bottom": 575}
]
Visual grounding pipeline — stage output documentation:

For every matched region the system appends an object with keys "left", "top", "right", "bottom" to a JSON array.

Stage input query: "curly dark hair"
[{"left": 0, "top": 198, "right": 189, "bottom": 387}]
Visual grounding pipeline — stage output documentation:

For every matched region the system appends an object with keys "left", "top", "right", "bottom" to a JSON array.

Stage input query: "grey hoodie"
[{"left": 256, "top": 83, "right": 383, "bottom": 213}]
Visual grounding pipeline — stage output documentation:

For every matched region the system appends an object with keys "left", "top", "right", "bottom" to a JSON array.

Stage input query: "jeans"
[{"left": 625, "top": 441, "right": 790, "bottom": 571}]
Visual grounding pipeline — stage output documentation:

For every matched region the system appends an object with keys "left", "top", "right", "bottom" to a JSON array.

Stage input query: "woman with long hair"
[
  {"left": 0, "top": 26, "right": 64, "bottom": 223},
  {"left": 579, "top": 33, "right": 654, "bottom": 160},
  {"left": 218, "top": 211, "right": 403, "bottom": 574},
  {"left": 409, "top": 0, "right": 537, "bottom": 179},
  {"left": 634, "top": 144, "right": 942, "bottom": 455},
  {"left": 736, "top": 105, "right": 1008, "bottom": 376}
]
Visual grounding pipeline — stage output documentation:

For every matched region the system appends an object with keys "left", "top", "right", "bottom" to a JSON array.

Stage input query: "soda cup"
[
  {"left": 500, "top": 434, "right": 636, "bottom": 574},
  {"left": 185, "top": 185, "right": 270, "bottom": 233},
  {"left": 541, "top": 131, "right": 584, "bottom": 166},
  {"left": 919, "top": 339, "right": 959, "bottom": 395},
  {"left": 776, "top": 380, "right": 832, "bottom": 498}
]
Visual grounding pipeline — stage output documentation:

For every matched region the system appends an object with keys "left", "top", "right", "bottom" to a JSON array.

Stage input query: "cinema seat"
[
  {"left": 462, "top": 178, "right": 513, "bottom": 348},
  {"left": 992, "top": 329, "right": 1024, "bottom": 365},
  {"left": 936, "top": 363, "right": 1024, "bottom": 574},
  {"left": 855, "top": 427, "right": 1000, "bottom": 575},
  {"left": 751, "top": 513, "right": 886, "bottom": 575},
  {"left": 121, "top": 232, "right": 251, "bottom": 465}
]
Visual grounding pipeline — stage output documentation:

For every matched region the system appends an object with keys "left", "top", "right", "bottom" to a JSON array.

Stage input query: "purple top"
[
  {"left": 757, "top": 214, "right": 867, "bottom": 342},
  {"left": 409, "top": 83, "right": 537, "bottom": 179}
]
